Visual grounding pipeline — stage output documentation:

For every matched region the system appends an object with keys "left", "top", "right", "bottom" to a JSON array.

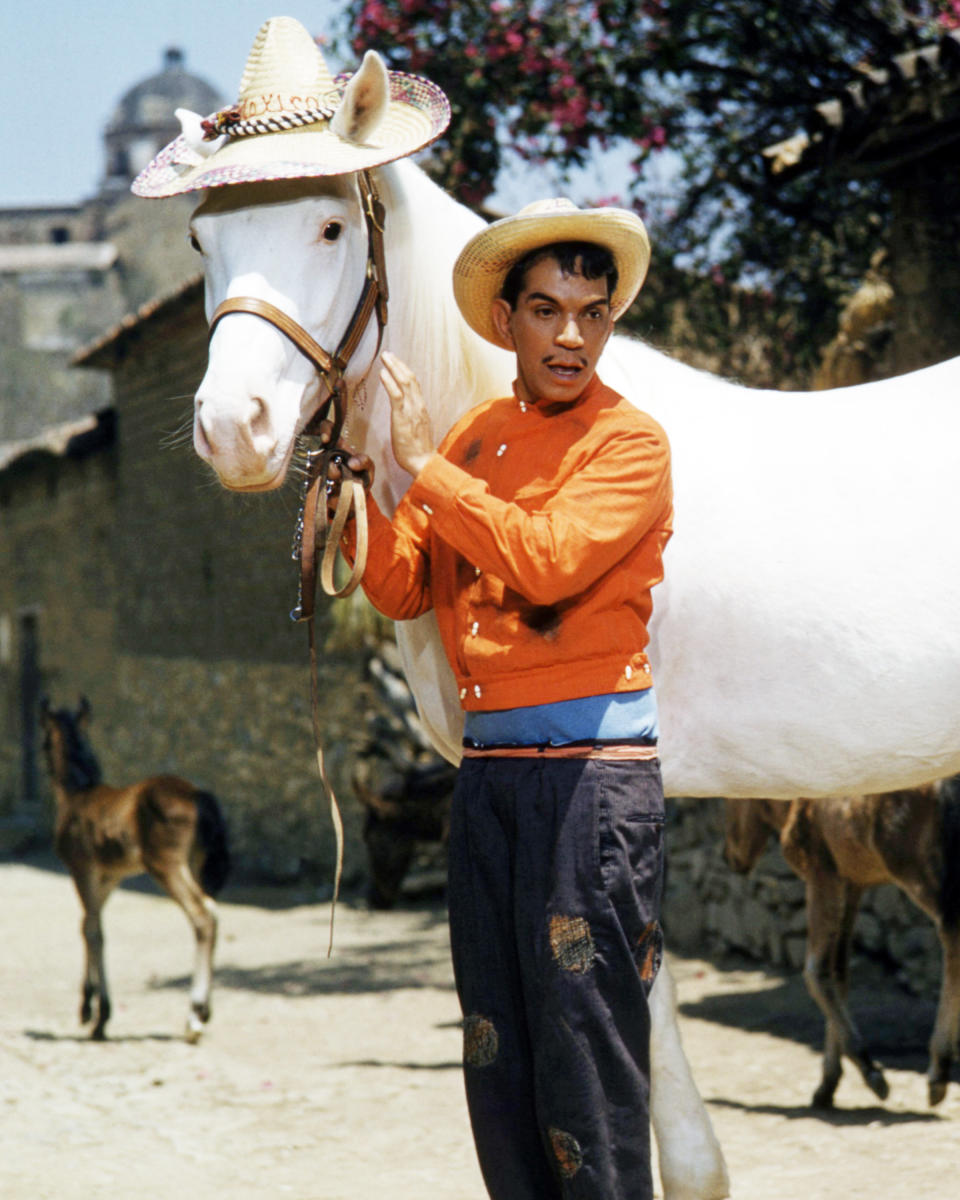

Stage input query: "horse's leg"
[
  {"left": 804, "top": 873, "right": 847, "bottom": 1107},
  {"left": 73, "top": 870, "right": 115, "bottom": 1040},
  {"left": 927, "top": 923, "right": 960, "bottom": 1104},
  {"left": 650, "top": 962, "right": 731, "bottom": 1200},
  {"left": 884, "top": 813, "right": 960, "bottom": 1106},
  {"left": 803, "top": 875, "right": 887, "bottom": 1106},
  {"left": 153, "top": 861, "right": 219, "bottom": 1044}
]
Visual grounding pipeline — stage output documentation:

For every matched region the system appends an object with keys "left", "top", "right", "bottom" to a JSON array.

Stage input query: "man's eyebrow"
[{"left": 523, "top": 290, "right": 610, "bottom": 307}]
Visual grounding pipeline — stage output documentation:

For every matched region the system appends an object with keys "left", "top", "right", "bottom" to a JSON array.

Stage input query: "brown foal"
[
  {"left": 41, "top": 698, "right": 230, "bottom": 1042},
  {"left": 724, "top": 783, "right": 960, "bottom": 1107}
]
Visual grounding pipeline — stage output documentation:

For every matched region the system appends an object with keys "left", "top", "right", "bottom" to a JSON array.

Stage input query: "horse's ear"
[
  {"left": 331, "top": 51, "right": 390, "bottom": 144},
  {"left": 39, "top": 696, "right": 50, "bottom": 719},
  {"left": 77, "top": 696, "right": 91, "bottom": 725},
  {"left": 176, "top": 108, "right": 226, "bottom": 158}
]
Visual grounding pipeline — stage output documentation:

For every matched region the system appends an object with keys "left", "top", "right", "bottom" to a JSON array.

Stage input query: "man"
[{"left": 335, "top": 199, "right": 672, "bottom": 1199}]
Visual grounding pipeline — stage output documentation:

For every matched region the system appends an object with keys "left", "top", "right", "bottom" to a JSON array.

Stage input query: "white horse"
[{"left": 177, "top": 53, "right": 959, "bottom": 1200}]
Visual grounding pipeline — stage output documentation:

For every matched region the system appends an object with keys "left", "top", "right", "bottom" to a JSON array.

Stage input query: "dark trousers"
[{"left": 447, "top": 756, "right": 665, "bottom": 1200}]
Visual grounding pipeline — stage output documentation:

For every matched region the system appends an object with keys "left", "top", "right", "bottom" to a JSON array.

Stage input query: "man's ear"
[{"left": 490, "top": 298, "right": 516, "bottom": 349}]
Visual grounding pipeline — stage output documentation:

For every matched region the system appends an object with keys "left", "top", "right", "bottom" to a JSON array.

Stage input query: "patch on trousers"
[
  {"left": 462, "top": 1014, "right": 498, "bottom": 1067},
  {"left": 548, "top": 1126, "right": 583, "bottom": 1179},
  {"left": 635, "top": 921, "right": 663, "bottom": 984},
  {"left": 549, "top": 914, "right": 596, "bottom": 974}
]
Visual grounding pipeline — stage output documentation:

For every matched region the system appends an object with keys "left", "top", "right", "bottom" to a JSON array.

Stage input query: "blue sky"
[{"left": 0, "top": 2, "right": 348, "bottom": 206}]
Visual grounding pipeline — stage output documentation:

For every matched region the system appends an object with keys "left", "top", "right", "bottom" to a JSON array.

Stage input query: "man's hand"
[
  {"left": 379, "top": 351, "right": 434, "bottom": 478},
  {"left": 317, "top": 421, "right": 375, "bottom": 519}
]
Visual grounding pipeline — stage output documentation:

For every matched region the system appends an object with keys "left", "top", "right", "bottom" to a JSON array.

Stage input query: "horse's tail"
[
  {"left": 194, "top": 790, "right": 231, "bottom": 897},
  {"left": 938, "top": 775, "right": 960, "bottom": 931}
]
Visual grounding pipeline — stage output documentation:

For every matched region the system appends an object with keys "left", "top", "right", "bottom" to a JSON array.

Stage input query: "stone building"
[
  {"left": 0, "top": 49, "right": 222, "bottom": 444},
  {"left": 0, "top": 274, "right": 385, "bottom": 884}
]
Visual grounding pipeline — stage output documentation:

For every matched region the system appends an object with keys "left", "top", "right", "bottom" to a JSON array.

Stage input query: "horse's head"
[
  {"left": 40, "top": 697, "right": 102, "bottom": 792},
  {"left": 187, "top": 53, "right": 395, "bottom": 491},
  {"left": 190, "top": 174, "right": 380, "bottom": 490}
]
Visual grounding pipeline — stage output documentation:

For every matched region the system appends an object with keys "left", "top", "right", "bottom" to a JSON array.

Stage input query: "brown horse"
[
  {"left": 723, "top": 783, "right": 960, "bottom": 1108},
  {"left": 40, "top": 698, "right": 230, "bottom": 1042}
]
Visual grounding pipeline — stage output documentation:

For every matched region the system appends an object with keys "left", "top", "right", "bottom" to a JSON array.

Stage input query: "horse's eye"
[
  {"left": 188, "top": 232, "right": 203, "bottom": 254},
  {"left": 322, "top": 221, "right": 343, "bottom": 243}
]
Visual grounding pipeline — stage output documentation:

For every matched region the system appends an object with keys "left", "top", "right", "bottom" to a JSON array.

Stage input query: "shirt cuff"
[{"left": 406, "top": 453, "right": 472, "bottom": 517}]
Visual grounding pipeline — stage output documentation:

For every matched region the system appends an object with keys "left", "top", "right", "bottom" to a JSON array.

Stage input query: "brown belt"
[{"left": 461, "top": 743, "right": 658, "bottom": 761}]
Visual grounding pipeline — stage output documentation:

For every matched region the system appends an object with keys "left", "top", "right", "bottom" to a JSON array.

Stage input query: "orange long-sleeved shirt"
[{"left": 352, "top": 373, "right": 673, "bottom": 711}]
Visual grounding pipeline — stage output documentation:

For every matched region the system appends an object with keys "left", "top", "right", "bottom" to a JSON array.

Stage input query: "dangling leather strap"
[
  {"left": 298, "top": 450, "right": 369, "bottom": 609},
  {"left": 294, "top": 451, "right": 368, "bottom": 954}
]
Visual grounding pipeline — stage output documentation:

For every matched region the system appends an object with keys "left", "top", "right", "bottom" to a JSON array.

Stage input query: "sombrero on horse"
[{"left": 132, "top": 15, "right": 450, "bottom": 197}]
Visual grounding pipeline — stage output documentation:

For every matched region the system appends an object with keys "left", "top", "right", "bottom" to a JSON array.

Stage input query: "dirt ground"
[{"left": 1, "top": 854, "right": 959, "bottom": 1200}]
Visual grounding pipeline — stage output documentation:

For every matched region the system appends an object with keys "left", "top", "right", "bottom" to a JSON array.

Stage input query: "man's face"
[{"left": 491, "top": 255, "right": 614, "bottom": 407}]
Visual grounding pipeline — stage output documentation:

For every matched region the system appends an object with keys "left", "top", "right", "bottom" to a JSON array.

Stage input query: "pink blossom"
[
  {"left": 552, "top": 92, "right": 590, "bottom": 131},
  {"left": 360, "top": 0, "right": 387, "bottom": 23}
]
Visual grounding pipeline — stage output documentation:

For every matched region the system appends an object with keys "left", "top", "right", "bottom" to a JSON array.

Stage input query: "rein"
[{"left": 206, "top": 169, "right": 388, "bottom": 955}]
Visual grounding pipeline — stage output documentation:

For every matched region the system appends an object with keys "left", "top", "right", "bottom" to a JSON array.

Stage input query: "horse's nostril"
[{"left": 249, "top": 396, "right": 271, "bottom": 441}]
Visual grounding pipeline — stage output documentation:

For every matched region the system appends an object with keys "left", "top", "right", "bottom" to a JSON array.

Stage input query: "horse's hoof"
[
  {"left": 811, "top": 1085, "right": 835, "bottom": 1110},
  {"left": 928, "top": 1078, "right": 947, "bottom": 1106},
  {"left": 90, "top": 1026, "right": 107, "bottom": 1042},
  {"left": 865, "top": 1068, "right": 889, "bottom": 1101},
  {"left": 185, "top": 1015, "right": 204, "bottom": 1044}
]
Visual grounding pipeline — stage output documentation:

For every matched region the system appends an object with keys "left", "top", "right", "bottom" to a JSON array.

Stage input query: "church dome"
[{"left": 101, "top": 49, "right": 224, "bottom": 193}]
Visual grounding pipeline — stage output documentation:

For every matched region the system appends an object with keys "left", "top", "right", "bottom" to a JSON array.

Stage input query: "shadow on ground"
[
  {"left": 153, "top": 923, "right": 456, "bottom": 999},
  {"left": 23, "top": 1028, "right": 178, "bottom": 1045},
  {"left": 707, "top": 1095, "right": 943, "bottom": 1126}
]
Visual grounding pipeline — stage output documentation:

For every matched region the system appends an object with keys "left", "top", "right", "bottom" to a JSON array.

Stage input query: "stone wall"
[
  {"left": 0, "top": 205, "right": 96, "bottom": 246},
  {"left": 86, "top": 651, "right": 379, "bottom": 887},
  {"left": 663, "top": 798, "right": 943, "bottom": 1001},
  {"left": 0, "top": 411, "right": 385, "bottom": 883},
  {"left": 0, "top": 422, "right": 118, "bottom": 818},
  {"left": 0, "top": 275, "right": 393, "bottom": 884}
]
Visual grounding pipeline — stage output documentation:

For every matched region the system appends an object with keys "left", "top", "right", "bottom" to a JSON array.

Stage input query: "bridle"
[
  {"left": 207, "top": 168, "right": 388, "bottom": 605},
  {"left": 206, "top": 169, "right": 389, "bottom": 953}
]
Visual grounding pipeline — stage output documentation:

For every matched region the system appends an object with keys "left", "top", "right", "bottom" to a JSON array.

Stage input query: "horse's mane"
[{"left": 374, "top": 161, "right": 514, "bottom": 438}]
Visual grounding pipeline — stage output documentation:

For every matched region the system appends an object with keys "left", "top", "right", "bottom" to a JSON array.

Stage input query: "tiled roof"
[
  {"left": 0, "top": 243, "right": 118, "bottom": 274},
  {"left": 0, "top": 412, "right": 113, "bottom": 476},
  {"left": 763, "top": 30, "right": 960, "bottom": 180}
]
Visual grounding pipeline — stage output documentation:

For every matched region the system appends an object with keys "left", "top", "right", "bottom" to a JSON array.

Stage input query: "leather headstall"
[{"left": 207, "top": 168, "right": 388, "bottom": 609}]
